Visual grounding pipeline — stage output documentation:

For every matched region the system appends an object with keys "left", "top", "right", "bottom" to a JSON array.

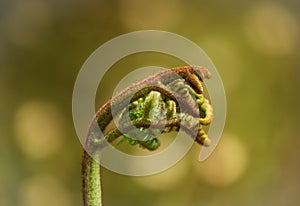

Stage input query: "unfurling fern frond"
[
  {"left": 82, "top": 66, "right": 214, "bottom": 206},
  {"left": 88, "top": 66, "right": 213, "bottom": 151}
]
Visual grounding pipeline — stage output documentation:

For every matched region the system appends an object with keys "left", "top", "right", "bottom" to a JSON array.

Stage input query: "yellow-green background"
[{"left": 1, "top": 0, "right": 299, "bottom": 205}]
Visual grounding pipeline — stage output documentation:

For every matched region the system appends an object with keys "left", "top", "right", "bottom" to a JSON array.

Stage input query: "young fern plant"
[{"left": 82, "top": 66, "right": 214, "bottom": 206}]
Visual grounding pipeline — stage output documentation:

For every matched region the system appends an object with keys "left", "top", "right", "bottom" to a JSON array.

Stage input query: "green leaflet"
[{"left": 115, "top": 77, "right": 213, "bottom": 150}]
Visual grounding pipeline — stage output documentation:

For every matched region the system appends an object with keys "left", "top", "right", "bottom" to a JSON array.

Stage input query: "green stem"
[{"left": 82, "top": 150, "right": 102, "bottom": 206}]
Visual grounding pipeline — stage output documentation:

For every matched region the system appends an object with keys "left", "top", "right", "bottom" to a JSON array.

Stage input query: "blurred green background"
[{"left": 1, "top": 0, "right": 299, "bottom": 205}]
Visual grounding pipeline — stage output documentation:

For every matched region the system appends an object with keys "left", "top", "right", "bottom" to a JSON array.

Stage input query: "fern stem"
[{"left": 82, "top": 150, "right": 102, "bottom": 206}]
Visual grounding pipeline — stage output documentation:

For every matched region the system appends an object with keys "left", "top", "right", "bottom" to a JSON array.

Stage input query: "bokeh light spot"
[
  {"left": 244, "top": 3, "right": 299, "bottom": 55},
  {"left": 118, "top": 0, "right": 183, "bottom": 30},
  {"left": 18, "top": 175, "right": 72, "bottom": 206},
  {"left": 194, "top": 133, "right": 248, "bottom": 187},
  {"left": 5, "top": 0, "right": 52, "bottom": 46},
  {"left": 134, "top": 156, "right": 188, "bottom": 190},
  {"left": 14, "top": 100, "right": 65, "bottom": 159}
]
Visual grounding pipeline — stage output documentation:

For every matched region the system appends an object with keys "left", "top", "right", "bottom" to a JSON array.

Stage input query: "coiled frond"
[{"left": 88, "top": 66, "right": 214, "bottom": 151}]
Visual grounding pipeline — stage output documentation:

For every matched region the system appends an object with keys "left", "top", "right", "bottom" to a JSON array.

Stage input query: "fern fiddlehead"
[{"left": 82, "top": 66, "right": 214, "bottom": 206}]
